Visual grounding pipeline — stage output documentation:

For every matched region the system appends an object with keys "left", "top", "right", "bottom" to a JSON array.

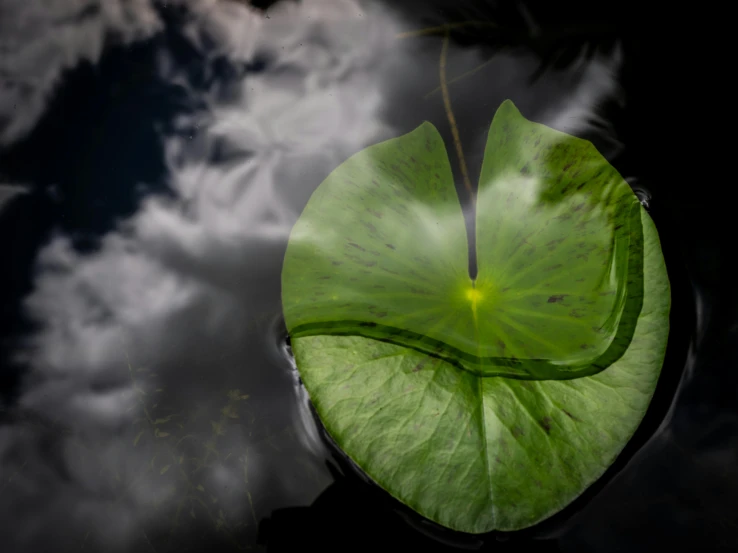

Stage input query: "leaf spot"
[{"left": 539, "top": 417, "right": 553, "bottom": 434}]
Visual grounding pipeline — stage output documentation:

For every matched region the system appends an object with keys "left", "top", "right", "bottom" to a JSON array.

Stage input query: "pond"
[{"left": 0, "top": 1, "right": 730, "bottom": 552}]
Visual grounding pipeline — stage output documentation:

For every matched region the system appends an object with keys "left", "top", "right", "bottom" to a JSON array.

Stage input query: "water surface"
[{"left": 0, "top": 1, "right": 729, "bottom": 552}]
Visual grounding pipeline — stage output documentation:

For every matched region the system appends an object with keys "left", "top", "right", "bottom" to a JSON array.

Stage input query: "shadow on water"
[{"left": 0, "top": 0, "right": 724, "bottom": 552}]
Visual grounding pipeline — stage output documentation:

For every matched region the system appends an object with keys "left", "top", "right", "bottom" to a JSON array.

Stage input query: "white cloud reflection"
[
  {"left": 0, "top": 0, "right": 164, "bottom": 146},
  {"left": 1, "top": 1, "right": 397, "bottom": 550}
]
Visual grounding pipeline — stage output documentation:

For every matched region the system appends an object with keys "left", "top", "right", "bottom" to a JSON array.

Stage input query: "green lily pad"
[{"left": 282, "top": 100, "right": 670, "bottom": 532}]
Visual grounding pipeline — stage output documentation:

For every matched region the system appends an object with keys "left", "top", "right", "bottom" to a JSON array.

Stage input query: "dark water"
[{"left": 0, "top": 1, "right": 730, "bottom": 551}]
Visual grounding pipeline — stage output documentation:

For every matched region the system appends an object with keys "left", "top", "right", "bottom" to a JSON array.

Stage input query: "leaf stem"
[{"left": 439, "top": 31, "right": 475, "bottom": 204}]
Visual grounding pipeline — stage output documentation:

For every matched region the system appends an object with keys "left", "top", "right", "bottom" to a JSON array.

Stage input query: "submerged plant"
[{"left": 281, "top": 100, "right": 670, "bottom": 532}]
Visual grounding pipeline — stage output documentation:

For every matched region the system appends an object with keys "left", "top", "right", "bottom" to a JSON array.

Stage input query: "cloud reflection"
[
  {"left": 0, "top": 0, "right": 164, "bottom": 146},
  {"left": 1, "top": 0, "right": 398, "bottom": 551}
]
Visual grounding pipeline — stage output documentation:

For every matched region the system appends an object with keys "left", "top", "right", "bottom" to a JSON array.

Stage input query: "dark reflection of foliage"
[{"left": 388, "top": 0, "right": 625, "bottom": 84}]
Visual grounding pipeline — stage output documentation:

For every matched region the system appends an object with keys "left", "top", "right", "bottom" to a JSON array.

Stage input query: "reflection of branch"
[
  {"left": 399, "top": 19, "right": 620, "bottom": 91},
  {"left": 424, "top": 56, "right": 496, "bottom": 99},
  {"left": 439, "top": 32, "right": 474, "bottom": 202},
  {"left": 397, "top": 21, "right": 617, "bottom": 41},
  {"left": 396, "top": 21, "right": 499, "bottom": 39}
]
